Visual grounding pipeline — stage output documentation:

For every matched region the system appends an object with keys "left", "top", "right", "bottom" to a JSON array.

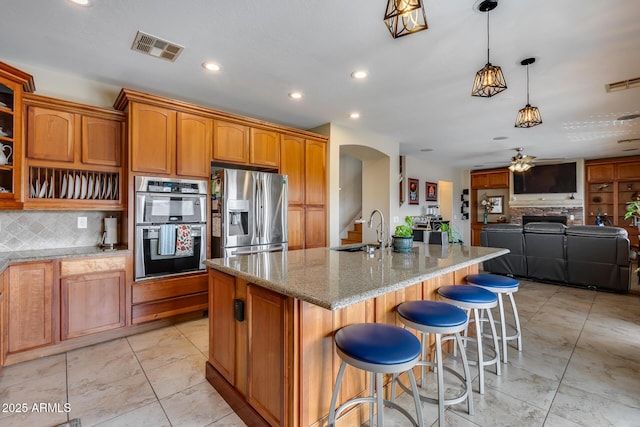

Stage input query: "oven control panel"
[{"left": 136, "top": 176, "right": 207, "bottom": 195}]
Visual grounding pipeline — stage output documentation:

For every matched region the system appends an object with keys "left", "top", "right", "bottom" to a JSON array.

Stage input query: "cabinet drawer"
[
  {"left": 60, "top": 255, "right": 126, "bottom": 277},
  {"left": 132, "top": 292, "right": 208, "bottom": 324},
  {"left": 132, "top": 274, "right": 208, "bottom": 304}
]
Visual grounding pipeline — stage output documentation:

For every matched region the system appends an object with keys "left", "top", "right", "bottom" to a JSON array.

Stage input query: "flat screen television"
[{"left": 513, "top": 162, "right": 577, "bottom": 194}]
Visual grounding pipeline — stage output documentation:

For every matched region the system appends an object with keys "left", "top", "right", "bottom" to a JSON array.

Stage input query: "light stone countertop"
[
  {"left": 0, "top": 246, "right": 131, "bottom": 276},
  {"left": 204, "top": 244, "right": 509, "bottom": 310}
]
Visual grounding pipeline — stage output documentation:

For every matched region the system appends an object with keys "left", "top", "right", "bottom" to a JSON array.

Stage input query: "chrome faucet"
[{"left": 368, "top": 209, "right": 386, "bottom": 248}]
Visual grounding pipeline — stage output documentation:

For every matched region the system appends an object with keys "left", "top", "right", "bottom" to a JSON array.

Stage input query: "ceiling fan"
[{"left": 508, "top": 147, "right": 536, "bottom": 172}]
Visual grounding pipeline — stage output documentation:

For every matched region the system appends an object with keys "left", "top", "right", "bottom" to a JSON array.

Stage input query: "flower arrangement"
[{"left": 480, "top": 194, "right": 496, "bottom": 213}]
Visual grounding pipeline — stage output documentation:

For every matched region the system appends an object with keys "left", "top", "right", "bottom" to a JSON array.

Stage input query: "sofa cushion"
[
  {"left": 565, "top": 225, "right": 628, "bottom": 238},
  {"left": 524, "top": 222, "right": 567, "bottom": 234}
]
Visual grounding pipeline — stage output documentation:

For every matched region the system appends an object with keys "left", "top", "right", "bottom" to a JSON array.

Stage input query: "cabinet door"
[
  {"left": 250, "top": 128, "right": 280, "bottom": 167},
  {"left": 209, "top": 270, "right": 236, "bottom": 384},
  {"left": 176, "top": 112, "right": 212, "bottom": 178},
  {"left": 27, "top": 106, "right": 75, "bottom": 162},
  {"left": 213, "top": 121, "right": 249, "bottom": 164},
  {"left": 247, "top": 285, "right": 290, "bottom": 426},
  {"left": 8, "top": 262, "right": 54, "bottom": 353},
  {"left": 130, "top": 103, "right": 176, "bottom": 174},
  {"left": 81, "top": 115, "right": 122, "bottom": 166},
  {"left": 470, "top": 173, "right": 488, "bottom": 189},
  {"left": 616, "top": 161, "right": 640, "bottom": 180},
  {"left": 487, "top": 171, "right": 509, "bottom": 188},
  {"left": 587, "top": 164, "right": 615, "bottom": 182},
  {"left": 61, "top": 271, "right": 125, "bottom": 340},
  {"left": 305, "top": 140, "right": 326, "bottom": 205},
  {"left": 305, "top": 206, "right": 326, "bottom": 248},
  {"left": 287, "top": 205, "right": 305, "bottom": 250},
  {"left": 280, "top": 135, "right": 305, "bottom": 204}
]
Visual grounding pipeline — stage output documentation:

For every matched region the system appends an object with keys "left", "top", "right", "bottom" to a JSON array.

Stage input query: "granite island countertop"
[
  {"left": 0, "top": 246, "right": 131, "bottom": 275},
  {"left": 204, "top": 244, "right": 508, "bottom": 310}
]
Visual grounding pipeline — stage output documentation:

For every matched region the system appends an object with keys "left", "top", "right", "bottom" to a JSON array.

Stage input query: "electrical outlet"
[
  {"left": 77, "top": 216, "right": 87, "bottom": 229},
  {"left": 393, "top": 216, "right": 399, "bottom": 224}
]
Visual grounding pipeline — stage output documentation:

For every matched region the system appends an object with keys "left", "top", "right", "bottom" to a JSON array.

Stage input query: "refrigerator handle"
[{"left": 258, "top": 177, "right": 263, "bottom": 237}]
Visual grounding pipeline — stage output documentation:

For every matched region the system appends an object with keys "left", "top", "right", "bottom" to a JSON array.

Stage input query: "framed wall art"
[
  {"left": 488, "top": 196, "right": 504, "bottom": 214},
  {"left": 425, "top": 182, "right": 437, "bottom": 202},
  {"left": 408, "top": 178, "right": 419, "bottom": 205}
]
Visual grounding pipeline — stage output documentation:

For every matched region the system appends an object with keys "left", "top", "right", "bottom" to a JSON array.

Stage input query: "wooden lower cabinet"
[
  {"left": 246, "top": 285, "right": 292, "bottom": 426},
  {"left": 7, "top": 262, "right": 54, "bottom": 353},
  {"left": 305, "top": 206, "right": 326, "bottom": 248},
  {"left": 131, "top": 273, "right": 208, "bottom": 324},
  {"left": 209, "top": 270, "right": 236, "bottom": 384},
  {"left": 61, "top": 271, "right": 125, "bottom": 340},
  {"left": 287, "top": 206, "right": 305, "bottom": 250}
]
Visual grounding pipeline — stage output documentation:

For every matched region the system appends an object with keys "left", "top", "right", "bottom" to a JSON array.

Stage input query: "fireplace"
[{"left": 522, "top": 215, "right": 567, "bottom": 226}]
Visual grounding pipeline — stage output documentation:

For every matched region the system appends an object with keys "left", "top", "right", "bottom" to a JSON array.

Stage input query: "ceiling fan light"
[
  {"left": 384, "top": 0, "right": 428, "bottom": 39},
  {"left": 515, "top": 104, "right": 542, "bottom": 128},
  {"left": 472, "top": 63, "right": 507, "bottom": 97}
]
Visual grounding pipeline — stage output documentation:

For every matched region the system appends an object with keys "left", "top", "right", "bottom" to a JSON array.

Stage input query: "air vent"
[
  {"left": 131, "top": 31, "right": 183, "bottom": 62},
  {"left": 605, "top": 77, "right": 640, "bottom": 93}
]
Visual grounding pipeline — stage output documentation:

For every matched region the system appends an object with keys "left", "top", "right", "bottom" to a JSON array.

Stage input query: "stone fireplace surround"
[{"left": 509, "top": 204, "right": 584, "bottom": 226}]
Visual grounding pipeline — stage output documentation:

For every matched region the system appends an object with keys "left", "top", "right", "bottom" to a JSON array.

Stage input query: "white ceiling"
[{"left": 2, "top": 0, "right": 639, "bottom": 169}]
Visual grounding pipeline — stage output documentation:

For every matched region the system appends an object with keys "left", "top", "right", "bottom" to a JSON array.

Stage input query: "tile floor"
[{"left": 1, "top": 278, "right": 640, "bottom": 427}]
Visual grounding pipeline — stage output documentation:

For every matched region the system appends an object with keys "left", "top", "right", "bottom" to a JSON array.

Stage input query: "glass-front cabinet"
[{"left": 0, "top": 62, "right": 35, "bottom": 208}]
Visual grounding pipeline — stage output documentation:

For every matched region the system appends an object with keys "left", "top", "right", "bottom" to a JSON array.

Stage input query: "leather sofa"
[{"left": 480, "top": 223, "right": 635, "bottom": 293}]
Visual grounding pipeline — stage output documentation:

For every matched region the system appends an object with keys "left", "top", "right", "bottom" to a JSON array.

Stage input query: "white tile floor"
[{"left": 1, "top": 278, "right": 640, "bottom": 426}]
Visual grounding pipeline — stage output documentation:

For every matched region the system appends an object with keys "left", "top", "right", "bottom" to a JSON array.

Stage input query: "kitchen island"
[{"left": 204, "top": 244, "right": 508, "bottom": 427}]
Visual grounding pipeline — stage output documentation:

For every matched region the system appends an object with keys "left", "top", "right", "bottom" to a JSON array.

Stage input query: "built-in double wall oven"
[{"left": 134, "top": 176, "right": 208, "bottom": 280}]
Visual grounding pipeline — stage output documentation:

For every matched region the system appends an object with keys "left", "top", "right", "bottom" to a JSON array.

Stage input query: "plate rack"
[{"left": 29, "top": 166, "right": 119, "bottom": 201}]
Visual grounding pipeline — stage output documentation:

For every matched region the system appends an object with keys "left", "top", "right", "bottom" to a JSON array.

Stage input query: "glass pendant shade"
[
  {"left": 471, "top": 63, "right": 507, "bottom": 97},
  {"left": 384, "top": 0, "right": 428, "bottom": 39},
  {"left": 508, "top": 161, "right": 532, "bottom": 173}
]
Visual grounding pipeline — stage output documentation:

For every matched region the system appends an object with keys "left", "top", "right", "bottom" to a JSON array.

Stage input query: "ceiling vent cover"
[
  {"left": 605, "top": 77, "right": 640, "bottom": 93},
  {"left": 131, "top": 31, "right": 183, "bottom": 62}
]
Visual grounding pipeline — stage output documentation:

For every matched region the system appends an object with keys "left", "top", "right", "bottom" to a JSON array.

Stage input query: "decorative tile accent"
[
  {"left": 509, "top": 206, "right": 584, "bottom": 226},
  {"left": 0, "top": 211, "right": 121, "bottom": 252}
]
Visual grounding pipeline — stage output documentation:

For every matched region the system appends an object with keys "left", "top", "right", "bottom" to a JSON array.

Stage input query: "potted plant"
[
  {"left": 625, "top": 201, "right": 640, "bottom": 231},
  {"left": 392, "top": 216, "right": 414, "bottom": 253}
]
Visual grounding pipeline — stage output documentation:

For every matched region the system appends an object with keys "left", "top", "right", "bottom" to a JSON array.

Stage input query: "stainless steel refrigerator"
[{"left": 211, "top": 168, "right": 288, "bottom": 257}]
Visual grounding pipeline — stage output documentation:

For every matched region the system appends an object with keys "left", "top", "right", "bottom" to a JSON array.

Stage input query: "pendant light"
[
  {"left": 471, "top": 0, "right": 507, "bottom": 97},
  {"left": 384, "top": 0, "right": 428, "bottom": 39},
  {"left": 515, "top": 58, "right": 542, "bottom": 128}
]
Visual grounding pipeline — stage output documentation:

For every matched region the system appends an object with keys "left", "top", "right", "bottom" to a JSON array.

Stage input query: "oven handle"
[
  {"left": 231, "top": 244, "right": 286, "bottom": 256},
  {"left": 138, "top": 224, "right": 204, "bottom": 235}
]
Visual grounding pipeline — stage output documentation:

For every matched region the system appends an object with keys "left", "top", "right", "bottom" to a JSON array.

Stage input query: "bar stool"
[
  {"left": 437, "top": 285, "right": 501, "bottom": 394},
  {"left": 392, "top": 300, "right": 474, "bottom": 427},
  {"left": 466, "top": 273, "right": 522, "bottom": 363},
  {"left": 328, "top": 323, "right": 424, "bottom": 427}
]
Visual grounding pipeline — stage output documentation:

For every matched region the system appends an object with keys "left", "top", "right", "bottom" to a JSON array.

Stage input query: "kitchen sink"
[{"left": 330, "top": 243, "right": 380, "bottom": 252}]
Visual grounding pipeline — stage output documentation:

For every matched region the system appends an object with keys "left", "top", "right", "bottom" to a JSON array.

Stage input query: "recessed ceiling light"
[
  {"left": 202, "top": 62, "right": 221, "bottom": 72},
  {"left": 288, "top": 92, "right": 303, "bottom": 99},
  {"left": 349, "top": 112, "right": 360, "bottom": 119},
  {"left": 351, "top": 70, "right": 368, "bottom": 80},
  {"left": 68, "top": 0, "right": 90, "bottom": 5},
  {"left": 617, "top": 114, "right": 640, "bottom": 121},
  {"left": 420, "top": 148, "right": 434, "bottom": 152},
  {"left": 493, "top": 136, "right": 509, "bottom": 140}
]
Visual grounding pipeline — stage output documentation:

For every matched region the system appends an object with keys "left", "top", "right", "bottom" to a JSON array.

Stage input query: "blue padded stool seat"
[
  {"left": 437, "top": 285, "right": 501, "bottom": 394},
  {"left": 466, "top": 273, "right": 518, "bottom": 289},
  {"left": 329, "top": 323, "right": 424, "bottom": 427},
  {"left": 466, "top": 273, "right": 522, "bottom": 363},
  {"left": 393, "top": 301, "right": 474, "bottom": 427}
]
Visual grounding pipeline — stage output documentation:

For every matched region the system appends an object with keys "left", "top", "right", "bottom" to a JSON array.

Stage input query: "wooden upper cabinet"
[
  {"left": 130, "top": 102, "right": 176, "bottom": 174},
  {"left": 616, "top": 161, "right": 640, "bottom": 180},
  {"left": 305, "top": 140, "right": 326, "bottom": 205},
  {"left": 7, "top": 262, "right": 54, "bottom": 353},
  {"left": 471, "top": 169, "right": 509, "bottom": 189},
  {"left": 280, "top": 135, "right": 305, "bottom": 205},
  {"left": 213, "top": 120, "right": 249, "bottom": 164},
  {"left": 176, "top": 112, "right": 213, "bottom": 178},
  {"left": 27, "top": 106, "right": 75, "bottom": 162},
  {"left": 587, "top": 164, "right": 615, "bottom": 182},
  {"left": 250, "top": 128, "right": 280, "bottom": 168},
  {"left": 81, "top": 115, "right": 122, "bottom": 167}
]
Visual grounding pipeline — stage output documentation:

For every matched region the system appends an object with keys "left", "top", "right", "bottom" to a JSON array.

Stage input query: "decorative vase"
[
  {"left": 483, "top": 212, "right": 488, "bottom": 224},
  {"left": 392, "top": 236, "right": 413, "bottom": 253}
]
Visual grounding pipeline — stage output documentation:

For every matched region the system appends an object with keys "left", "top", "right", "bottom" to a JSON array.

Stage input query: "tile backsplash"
[{"left": 0, "top": 211, "right": 121, "bottom": 252}]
